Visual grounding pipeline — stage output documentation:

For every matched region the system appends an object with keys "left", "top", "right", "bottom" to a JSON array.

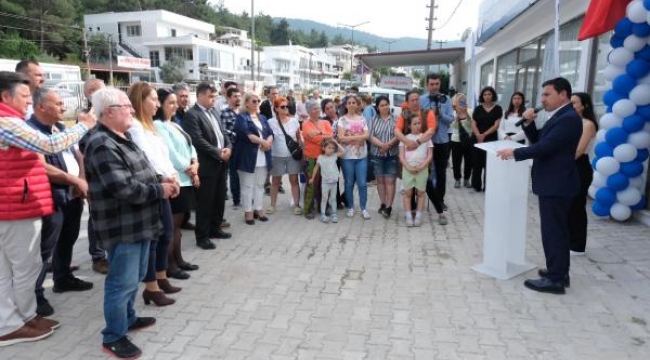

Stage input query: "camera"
[{"left": 428, "top": 93, "right": 447, "bottom": 104}]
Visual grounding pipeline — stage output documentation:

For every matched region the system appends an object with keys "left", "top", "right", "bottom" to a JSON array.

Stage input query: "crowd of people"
[{"left": 0, "top": 59, "right": 598, "bottom": 357}]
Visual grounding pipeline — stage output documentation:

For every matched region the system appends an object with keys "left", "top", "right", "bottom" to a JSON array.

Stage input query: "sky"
[{"left": 219, "top": 0, "right": 480, "bottom": 41}]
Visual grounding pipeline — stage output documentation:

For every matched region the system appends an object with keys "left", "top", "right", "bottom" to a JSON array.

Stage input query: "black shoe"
[
  {"left": 383, "top": 206, "right": 392, "bottom": 219},
  {"left": 523, "top": 277, "right": 566, "bottom": 294},
  {"left": 167, "top": 268, "right": 190, "bottom": 280},
  {"left": 196, "top": 239, "right": 216, "bottom": 250},
  {"left": 103, "top": 336, "right": 142, "bottom": 359},
  {"left": 36, "top": 296, "right": 54, "bottom": 317},
  {"left": 212, "top": 230, "right": 232, "bottom": 239},
  {"left": 128, "top": 317, "right": 156, "bottom": 332},
  {"left": 180, "top": 221, "right": 196, "bottom": 231},
  {"left": 53, "top": 276, "right": 94, "bottom": 293},
  {"left": 442, "top": 203, "right": 448, "bottom": 211},
  {"left": 538, "top": 269, "right": 570, "bottom": 287},
  {"left": 378, "top": 204, "right": 386, "bottom": 215},
  {"left": 178, "top": 262, "right": 199, "bottom": 271}
]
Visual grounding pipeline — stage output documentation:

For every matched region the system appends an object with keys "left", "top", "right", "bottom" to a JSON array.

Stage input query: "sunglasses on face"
[
  {"left": 278, "top": 105, "right": 288, "bottom": 109},
  {"left": 250, "top": 99, "right": 260, "bottom": 104}
]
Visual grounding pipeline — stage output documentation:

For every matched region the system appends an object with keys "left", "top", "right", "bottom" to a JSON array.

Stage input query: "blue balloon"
[
  {"left": 633, "top": 23, "right": 650, "bottom": 37},
  {"left": 615, "top": 18, "right": 634, "bottom": 37},
  {"left": 621, "top": 160, "right": 645, "bottom": 177},
  {"left": 595, "top": 142, "right": 614, "bottom": 158},
  {"left": 607, "top": 105, "right": 613, "bottom": 113},
  {"left": 636, "top": 45, "right": 650, "bottom": 61},
  {"left": 645, "top": 0, "right": 650, "bottom": 11},
  {"left": 593, "top": 201, "right": 611, "bottom": 217},
  {"left": 623, "top": 115, "right": 646, "bottom": 133},
  {"left": 626, "top": 59, "right": 650, "bottom": 79},
  {"left": 636, "top": 105, "right": 650, "bottom": 120},
  {"left": 607, "top": 172, "right": 630, "bottom": 191},
  {"left": 611, "top": 35, "right": 625, "bottom": 48},
  {"left": 606, "top": 127, "right": 629, "bottom": 147},
  {"left": 613, "top": 74, "right": 637, "bottom": 95},
  {"left": 635, "top": 148, "right": 649, "bottom": 162},
  {"left": 592, "top": 157, "right": 599, "bottom": 170},
  {"left": 631, "top": 197, "right": 647, "bottom": 211},
  {"left": 596, "top": 188, "right": 617, "bottom": 207},
  {"left": 603, "top": 90, "right": 624, "bottom": 107}
]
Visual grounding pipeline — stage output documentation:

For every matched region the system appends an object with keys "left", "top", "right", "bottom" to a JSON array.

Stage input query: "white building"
[{"left": 263, "top": 44, "right": 339, "bottom": 89}]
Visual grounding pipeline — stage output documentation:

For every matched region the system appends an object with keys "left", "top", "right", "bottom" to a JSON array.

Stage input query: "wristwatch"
[{"left": 416, "top": 138, "right": 422, "bottom": 145}]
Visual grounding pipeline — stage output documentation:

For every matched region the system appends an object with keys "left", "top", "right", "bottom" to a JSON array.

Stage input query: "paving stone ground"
[{"left": 2, "top": 175, "right": 650, "bottom": 360}]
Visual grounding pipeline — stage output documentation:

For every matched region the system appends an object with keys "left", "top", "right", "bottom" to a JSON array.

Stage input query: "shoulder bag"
[{"left": 278, "top": 119, "right": 303, "bottom": 161}]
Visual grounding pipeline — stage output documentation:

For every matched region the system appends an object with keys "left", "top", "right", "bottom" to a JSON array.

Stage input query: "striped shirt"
[
  {"left": 369, "top": 114, "right": 398, "bottom": 157},
  {"left": 0, "top": 114, "right": 88, "bottom": 154}
]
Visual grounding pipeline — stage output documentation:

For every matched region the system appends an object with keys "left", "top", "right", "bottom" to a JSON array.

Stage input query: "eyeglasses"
[
  {"left": 278, "top": 105, "right": 288, "bottom": 109},
  {"left": 109, "top": 104, "right": 133, "bottom": 109},
  {"left": 250, "top": 99, "right": 260, "bottom": 104}
]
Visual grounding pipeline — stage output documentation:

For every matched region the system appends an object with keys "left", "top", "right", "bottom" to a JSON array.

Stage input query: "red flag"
[{"left": 578, "top": 0, "right": 632, "bottom": 40}]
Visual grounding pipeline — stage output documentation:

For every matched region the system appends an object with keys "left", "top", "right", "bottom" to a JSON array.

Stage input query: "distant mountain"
[{"left": 278, "top": 18, "right": 429, "bottom": 52}]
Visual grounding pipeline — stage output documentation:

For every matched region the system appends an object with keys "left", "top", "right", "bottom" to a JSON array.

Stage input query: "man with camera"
[{"left": 420, "top": 73, "right": 454, "bottom": 210}]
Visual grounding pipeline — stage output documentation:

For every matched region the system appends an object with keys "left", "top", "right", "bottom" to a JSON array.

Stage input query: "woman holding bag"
[{"left": 268, "top": 96, "right": 303, "bottom": 215}]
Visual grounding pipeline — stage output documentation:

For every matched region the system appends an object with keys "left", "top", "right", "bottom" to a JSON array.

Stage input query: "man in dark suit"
[
  {"left": 497, "top": 77, "right": 582, "bottom": 295},
  {"left": 182, "top": 82, "right": 232, "bottom": 250},
  {"left": 260, "top": 86, "right": 278, "bottom": 120}
]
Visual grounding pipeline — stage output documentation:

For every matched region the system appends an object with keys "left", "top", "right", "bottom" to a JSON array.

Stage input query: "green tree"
[
  {"left": 270, "top": 18, "right": 290, "bottom": 45},
  {"left": 0, "top": 32, "right": 40, "bottom": 59},
  {"left": 159, "top": 55, "right": 186, "bottom": 83},
  {"left": 331, "top": 33, "right": 347, "bottom": 45}
]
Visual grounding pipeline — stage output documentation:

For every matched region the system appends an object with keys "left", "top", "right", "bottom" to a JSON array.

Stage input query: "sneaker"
[
  {"left": 25, "top": 315, "right": 60, "bottom": 330},
  {"left": 128, "top": 317, "right": 156, "bottom": 332},
  {"left": 0, "top": 325, "right": 53, "bottom": 347},
  {"left": 331, "top": 214, "right": 339, "bottom": 223},
  {"left": 320, "top": 214, "right": 330, "bottom": 223},
  {"left": 362, "top": 210, "right": 371, "bottom": 220},
  {"left": 405, "top": 215, "right": 414, "bottom": 227},
  {"left": 438, "top": 214, "right": 448, "bottom": 226},
  {"left": 103, "top": 336, "right": 142, "bottom": 359},
  {"left": 305, "top": 211, "right": 315, "bottom": 220},
  {"left": 53, "top": 276, "right": 93, "bottom": 293},
  {"left": 92, "top": 259, "right": 109, "bottom": 275},
  {"left": 346, "top": 209, "right": 355, "bottom": 218},
  {"left": 294, "top": 206, "right": 303, "bottom": 215},
  {"left": 413, "top": 214, "right": 423, "bottom": 227},
  {"left": 464, "top": 179, "right": 471, "bottom": 188},
  {"left": 266, "top": 205, "right": 276, "bottom": 214},
  {"left": 36, "top": 296, "right": 54, "bottom": 317},
  {"left": 454, "top": 180, "right": 461, "bottom": 188},
  {"left": 570, "top": 250, "right": 586, "bottom": 257}
]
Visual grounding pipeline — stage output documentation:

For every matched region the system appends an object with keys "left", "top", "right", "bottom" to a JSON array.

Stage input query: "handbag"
[
  {"left": 457, "top": 118, "right": 471, "bottom": 145},
  {"left": 278, "top": 119, "right": 303, "bottom": 161}
]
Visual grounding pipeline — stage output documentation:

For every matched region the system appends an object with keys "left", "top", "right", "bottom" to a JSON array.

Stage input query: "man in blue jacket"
[{"left": 497, "top": 77, "right": 582, "bottom": 295}]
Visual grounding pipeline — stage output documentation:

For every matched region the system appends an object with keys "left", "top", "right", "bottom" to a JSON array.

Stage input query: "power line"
[
  {"left": 0, "top": 11, "right": 82, "bottom": 31},
  {"left": 436, "top": 0, "right": 465, "bottom": 30}
]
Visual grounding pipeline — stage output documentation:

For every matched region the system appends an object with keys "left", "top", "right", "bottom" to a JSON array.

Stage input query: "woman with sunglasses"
[
  {"left": 267, "top": 96, "right": 302, "bottom": 215},
  {"left": 154, "top": 88, "right": 200, "bottom": 281},
  {"left": 450, "top": 93, "right": 473, "bottom": 189},
  {"left": 233, "top": 92, "right": 274, "bottom": 225}
]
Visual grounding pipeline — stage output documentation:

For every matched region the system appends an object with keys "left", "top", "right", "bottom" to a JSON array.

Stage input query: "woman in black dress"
[{"left": 470, "top": 86, "right": 503, "bottom": 192}]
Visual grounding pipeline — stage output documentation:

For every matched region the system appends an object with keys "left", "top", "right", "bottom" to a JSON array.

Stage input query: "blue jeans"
[
  {"left": 102, "top": 240, "right": 150, "bottom": 343},
  {"left": 341, "top": 158, "right": 368, "bottom": 210}
]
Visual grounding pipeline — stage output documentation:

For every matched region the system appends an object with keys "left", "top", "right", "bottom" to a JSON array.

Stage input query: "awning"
[{"left": 355, "top": 47, "right": 465, "bottom": 69}]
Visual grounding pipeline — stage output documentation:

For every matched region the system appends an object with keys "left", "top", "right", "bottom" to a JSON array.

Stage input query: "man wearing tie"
[
  {"left": 182, "top": 83, "right": 232, "bottom": 250},
  {"left": 497, "top": 77, "right": 582, "bottom": 294}
]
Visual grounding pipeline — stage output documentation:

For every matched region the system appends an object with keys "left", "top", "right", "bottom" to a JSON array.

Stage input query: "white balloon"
[
  {"left": 604, "top": 65, "right": 626, "bottom": 81},
  {"left": 644, "top": 122, "right": 650, "bottom": 132},
  {"left": 613, "top": 99, "right": 637, "bottom": 118},
  {"left": 610, "top": 202, "right": 633, "bottom": 221},
  {"left": 588, "top": 185, "right": 598, "bottom": 199},
  {"left": 628, "top": 0, "right": 647, "bottom": 23},
  {"left": 639, "top": 71, "right": 650, "bottom": 84},
  {"left": 591, "top": 171, "right": 608, "bottom": 188},
  {"left": 629, "top": 131, "right": 650, "bottom": 148},
  {"left": 624, "top": 34, "right": 647, "bottom": 51},
  {"left": 617, "top": 187, "right": 643, "bottom": 206},
  {"left": 629, "top": 175, "right": 645, "bottom": 189},
  {"left": 600, "top": 113, "right": 623, "bottom": 130},
  {"left": 596, "top": 129, "right": 608, "bottom": 142},
  {"left": 596, "top": 156, "right": 621, "bottom": 176},
  {"left": 609, "top": 48, "right": 635, "bottom": 67},
  {"left": 613, "top": 143, "right": 639, "bottom": 162},
  {"left": 630, "top": 84, "right": 650, "bottom": 105}
]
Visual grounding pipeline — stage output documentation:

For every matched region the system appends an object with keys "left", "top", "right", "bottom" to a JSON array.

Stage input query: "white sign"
[
  {"left": 117, "top": 56, "right": 151, "bottom": 70},
  {"left": 379, "top": 76, "right": 413, "bottom": 90}
]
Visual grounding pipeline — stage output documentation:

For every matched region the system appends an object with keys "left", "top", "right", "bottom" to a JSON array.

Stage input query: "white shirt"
[
  {"left": 268, "top": 116, "right": 300, "bottom": 158},
  {"left": 197, "top": 103, "right": 225, "bottom": 149},
  {"left": 498, "top": 113, "right": 526, "bottom": 142},
  {"left": 128, "top": 120, "right": 178, "bottom": 177}
]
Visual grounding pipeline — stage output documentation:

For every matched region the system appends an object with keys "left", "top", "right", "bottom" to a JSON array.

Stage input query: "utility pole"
[
  {"left": 434, "top": 40, "right": 447, "bottom": 73},
  {"left": 425, "top": 0, "right": 436, "bottom": 74},
  {"left": 82, "top": 27, "right": 91, "bottom": 79},
  {"left": 338, "top": 21, "right": 369, "bottom": 81},
  {"left": 108, "top": 34, "right": 114, "bottom": 85},
  {"left": 381, "top": 39, "right": 399, "bottom": 53},
  {"left": 250, "top": 0, "right": 255, "bottom": 82}
]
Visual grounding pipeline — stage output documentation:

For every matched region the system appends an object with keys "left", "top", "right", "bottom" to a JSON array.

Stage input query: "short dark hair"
[
  {"left": 172, "top": 82, "right": 189, "bottom": 94},
  {"left": 426, "top": 73, "right": 441, "bottom": 83},
  {"left": 223, "top": 81, "right": 237, "bottom": 90},
  {"left": 542, "top": 77, "right": 572, "bottom": 98},
  {"left": 405, "top": 90, "right": 420, "bottom": 101},
  {"left": 479, "top": 86, "right": 498, "bottom": 103},
  {"left": 375, "top": 95, "right": 390, "bottom": 108},
  {"left": 226, "top": 87, "right": 240, "bottom": 98},
  {"left": 350, "top": 85, "right": 359, "bottom": 93},
  {"left": 15, "top": 59, "right": 39, "bottom": 73},
  {"left": 196, "top": 82, "right": 217, "bottom": 96},
  {"left": 0, "top": 71, "right": 30, "bottom": 96}
]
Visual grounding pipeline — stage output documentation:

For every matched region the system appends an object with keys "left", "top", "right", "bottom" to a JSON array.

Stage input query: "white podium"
[{"left": 471, "top": 140, "right": 536, "bottom": 280}]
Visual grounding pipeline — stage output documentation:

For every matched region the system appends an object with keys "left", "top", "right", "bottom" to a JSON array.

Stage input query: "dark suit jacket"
[
  {"left": 233, "top": 112, "right": 273, "bottom": 173},
  {"left": 182, "top": 104, "right": 232, "bottom": 177},
  {"left": 514, "top": 103, "right": 582, "bottom": 198},
  {"left": 260, "top": 99, "right": 273, "bottom": 120}
]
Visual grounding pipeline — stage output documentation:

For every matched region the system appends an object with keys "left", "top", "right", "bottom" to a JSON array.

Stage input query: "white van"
[{"left": 358, "top": 87, "right": 406, "bottom": 117}]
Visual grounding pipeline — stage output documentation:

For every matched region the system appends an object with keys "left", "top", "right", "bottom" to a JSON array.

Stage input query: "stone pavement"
[{"left": 2, "top": 177, "right": 650, "bottom": 360}]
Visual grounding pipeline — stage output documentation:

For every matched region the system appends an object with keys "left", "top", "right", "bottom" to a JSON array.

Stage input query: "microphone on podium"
[{"left": 515, "top": 106, "right": 544, "bottom": 127}]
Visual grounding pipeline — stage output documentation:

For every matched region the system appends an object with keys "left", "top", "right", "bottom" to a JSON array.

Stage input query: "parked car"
[{"left": 358, "top": 87, "right": 406, "bottom": 117}]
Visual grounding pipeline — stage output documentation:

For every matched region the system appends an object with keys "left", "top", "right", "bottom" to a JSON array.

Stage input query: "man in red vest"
[{"left": 0, "top": 71, "right": 95, "bottom": 346}]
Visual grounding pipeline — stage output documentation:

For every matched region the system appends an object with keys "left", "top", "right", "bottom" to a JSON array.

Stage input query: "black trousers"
[
  {"left": 195, "top": 163, "right": 228, "bottom": 243},
  {"left": 569, "top": 155, "right": 592, "bottom": 252},
  {"left": 433, "top": 142, "right": 450, "bottom": 201},
  {"left": 471, "top": 142, "right": 487, "bottom": 191},
  {"left": 538, "top": 196, "right": 573, "bottom": 282},
  {"left": 52, "top": 198, "right": 84, "bottom": 284},
  {"left": 450, "top": 141, "right": 472, "bottom": 181}
]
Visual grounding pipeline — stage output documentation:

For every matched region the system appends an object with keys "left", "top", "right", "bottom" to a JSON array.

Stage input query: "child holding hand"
[
  {"left": 399, "top": 113, "right": 433, "bottom": 227},
  {"left": 309, "top": 138, "right": 346, "bottom": 223}
]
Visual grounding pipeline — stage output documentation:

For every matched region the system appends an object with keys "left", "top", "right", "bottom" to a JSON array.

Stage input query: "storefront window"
[
  {"left": 592, "top": 31, "right": 612, "bottom": 118},
  {"left": 480, "top": 61, "right": 494, "bottom": 89},
  {"left": 496, "top": 49, "right": 517, "bottom": 106},
  {"left": 559, "top": 19, "right": 582, "bottom": 87}
]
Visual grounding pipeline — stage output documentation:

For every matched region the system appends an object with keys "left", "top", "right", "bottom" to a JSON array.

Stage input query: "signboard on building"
[
  {"left": 117, "top": 56, "right": 151, "bottom": 70},
  {"left": 379, "top": 76, "right": 413, "bottom": 90}
]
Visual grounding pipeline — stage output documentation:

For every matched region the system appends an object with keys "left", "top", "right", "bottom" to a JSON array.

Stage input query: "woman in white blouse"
[{"left": 498, "top": 92, "right": 527, "bottom": 144}]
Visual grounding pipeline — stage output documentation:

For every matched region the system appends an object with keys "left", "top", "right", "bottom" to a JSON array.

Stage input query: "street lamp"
[
  {"left": 250, "top": 0, "right": 255, "bottom": 82},
  {"left": 381, "top": 39, "right": 399, "bottom": 52},
  {"left": 338, "top": 21, "right": 369, "bottom": 79}
]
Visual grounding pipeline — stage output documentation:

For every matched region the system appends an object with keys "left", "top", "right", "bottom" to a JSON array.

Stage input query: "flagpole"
[{"left": 553, "top": 0, "right": 561, "bottom": 77}]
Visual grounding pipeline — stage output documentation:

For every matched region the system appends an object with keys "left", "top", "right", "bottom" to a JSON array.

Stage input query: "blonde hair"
[{"left": 240, "top": 91, "right": 260, "bottom": 114}]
